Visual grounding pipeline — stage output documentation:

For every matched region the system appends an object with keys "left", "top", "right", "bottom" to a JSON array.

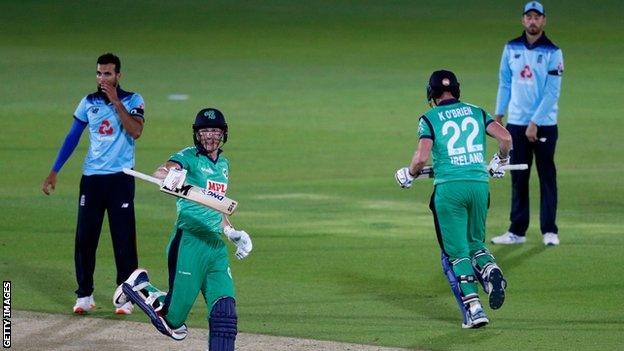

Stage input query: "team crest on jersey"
[
  {"left": 206, "top": 180, "right": 227, "bottom": 194},
  {"left": 537, "top": 54, "right": 543, "bottom": 64}
]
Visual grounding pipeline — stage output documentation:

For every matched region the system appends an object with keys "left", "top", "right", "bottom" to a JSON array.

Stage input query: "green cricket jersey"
[
  {"left": 169, "top": 147, "right": 229, "bottom": 237},
  {"left": 418, "top": 99, "right": 493, "bottom": 185}
]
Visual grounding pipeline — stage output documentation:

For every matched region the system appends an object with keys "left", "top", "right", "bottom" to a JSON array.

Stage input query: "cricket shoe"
[
  {"left": 113, "top": 283, "right": 129, "bottom": 310},
  {"left": 115, "top": 301, "right": 134, "bottom": 315},
  {"left": 483, "top": 264, "right": 506, "bottom": 310},
  {"left": 491, "top": 232, "right": 526, "bottom": 245},
  {"left": 461, "top": 303, "right": 489, "bottom": 329},
  {"left": 543, "top": 233, "right": 560, "bottom": 246},
  {"left": 73, "top": 295, "right": 96, "bottom": 314},
  {"left": 122, "top": 269, "right": 187, "bottom": 341}
]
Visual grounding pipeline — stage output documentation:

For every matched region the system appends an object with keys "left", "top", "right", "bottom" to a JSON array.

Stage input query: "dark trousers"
[
  {"left": 507, "top": 124, "right": 558, "bottom": 236},
  {"left": 75, "top": 172, "right": 138, "bottom": 297}
]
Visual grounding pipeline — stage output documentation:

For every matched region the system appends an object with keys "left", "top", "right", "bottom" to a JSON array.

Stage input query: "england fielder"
[
  {"left": 116, "top": 108, "right": 252, "bottom": 350},
  {"left": 42, "top": 53, "right": 144, "bottom": 315},
  {"left": 395, "top": 70, "right": 512, "bottom": 328}
]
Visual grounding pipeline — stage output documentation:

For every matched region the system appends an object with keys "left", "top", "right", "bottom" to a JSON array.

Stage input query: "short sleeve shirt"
[
  {"left": 169, "top": 147, "right": 230, "bottom": 237},
  {"left": 419, "top": 100, "right": 493, "bottom": 185},
  {"left": 73, "top": 88, "right": 145, "bottom": 175}
]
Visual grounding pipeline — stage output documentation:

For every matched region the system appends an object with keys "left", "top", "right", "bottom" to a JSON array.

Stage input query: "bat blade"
[{"left": 123, "top": 168, "right": 238, "bottom": 215}]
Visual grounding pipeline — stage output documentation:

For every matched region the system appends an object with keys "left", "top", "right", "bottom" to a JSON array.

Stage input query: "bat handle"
[
  {"left": 500, "top": 164, "right": 528, "bottom": 171},
  {"left": 122, "top": 168, "right": 162, "bottom": 185}
]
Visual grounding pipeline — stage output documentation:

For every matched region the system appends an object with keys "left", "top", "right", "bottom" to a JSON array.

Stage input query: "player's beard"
[{"left": 526, "top": 25, "right": 542, "bottom": 36}]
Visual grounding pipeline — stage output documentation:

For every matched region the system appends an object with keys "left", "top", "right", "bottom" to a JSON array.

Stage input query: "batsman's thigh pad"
[{"left": 209, "top": 297, "right": 237, "bottom": 351}]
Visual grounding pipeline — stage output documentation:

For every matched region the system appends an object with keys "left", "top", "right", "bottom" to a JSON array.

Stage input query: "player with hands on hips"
[{"left": 117, "top": 108, "right": 251, "bottom": 351}]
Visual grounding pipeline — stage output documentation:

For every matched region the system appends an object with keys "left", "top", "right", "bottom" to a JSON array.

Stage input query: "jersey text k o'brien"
[{"left": 438, "top": 106, "right": 474, "bottom": 121}]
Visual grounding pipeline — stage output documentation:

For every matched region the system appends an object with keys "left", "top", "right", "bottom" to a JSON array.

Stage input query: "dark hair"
[{"left": 97, "top": 53, "right": 121, "bottom": 73}]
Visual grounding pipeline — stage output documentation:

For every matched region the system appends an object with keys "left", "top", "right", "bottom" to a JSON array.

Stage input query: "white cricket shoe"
[
  {"left": 543, "top": 233, "right": 560, "bottom": 246},
  {"left": 73, "top": 295, "right": 96, "bottom": 314},
  {"left": 115, "top": 301, "right": 134, "bottom": 315},
  {"left": 462, "top": 303, "right": 489, "bottom": 329},
  {"left": 491, "top": 232, "right": 526, "bottom": 245}
]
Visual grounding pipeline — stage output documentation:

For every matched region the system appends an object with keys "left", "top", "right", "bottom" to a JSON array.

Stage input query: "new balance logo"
[
  {"left": 178, "top": 271, "right": 191, "bottom": 276},
  {"left": 121, "top": 203, "right": 129, "bottom": 208}
]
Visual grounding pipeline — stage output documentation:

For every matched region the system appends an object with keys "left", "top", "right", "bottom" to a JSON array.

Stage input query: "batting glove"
[
  {"left": 224, "top": 226, "right": 253, "bottom": 260},
  {"left": 487, "top": 153, "right": 510, "bottom": 178},
  {"left": 162, "top": 168, "right": 187, "bottom": 191},
  {"left": 395, "top": 167, "right": 415, "bottom": 188}
]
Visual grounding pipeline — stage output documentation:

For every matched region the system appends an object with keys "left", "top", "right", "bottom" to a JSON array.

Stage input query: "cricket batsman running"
[
  {"left": 115, "top": 108, "right": 252, "bottom": 350},
  {"left": 395, "top": 70, "right": 512, "bottom": 328}
]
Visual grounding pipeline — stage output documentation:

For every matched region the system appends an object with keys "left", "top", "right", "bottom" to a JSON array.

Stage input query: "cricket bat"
[
  {"left": 415, "top": 164, "right": 529, "bottom": 180},
  {"left": 123, "top": 168, "right": 238, "bottom": 215}
]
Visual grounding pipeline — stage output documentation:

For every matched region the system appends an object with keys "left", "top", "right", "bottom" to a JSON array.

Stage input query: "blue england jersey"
[
  {"left": 73, "top": 87, "right": 145, "bottom": 175},
  {"left": 495, "top": 33, "right": 563, "bottom": 126}
]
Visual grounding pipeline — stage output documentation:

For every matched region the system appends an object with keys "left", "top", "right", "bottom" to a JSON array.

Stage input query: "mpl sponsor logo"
[
  {"left": 207, "top": 181, "right": 227, "bottom": 194},
  {"left": 3, "top": 281, "right": 10, "bottom": 348}
]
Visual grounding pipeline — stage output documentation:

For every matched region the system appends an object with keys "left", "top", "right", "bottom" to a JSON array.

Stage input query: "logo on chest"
[
  {"left": 520, "top": 65, "right": 533, "bottom": 79},
  {"left": 206, "top": 180, "right": 227, "bottom": 194},
  {"left": 98, "top": 119, "right": 114, "bottom": 135}
]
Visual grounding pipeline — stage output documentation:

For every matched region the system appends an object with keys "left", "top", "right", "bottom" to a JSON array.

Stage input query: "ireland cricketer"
[
  {"left": 117, "top": 108, "right": 252, "bottom": 351},
  {"left": 395, "top": 70, "right": 512, "bottom": 329}
]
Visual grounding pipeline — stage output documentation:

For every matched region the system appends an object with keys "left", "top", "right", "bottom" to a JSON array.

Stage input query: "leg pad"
[{"left": 209, "top": 297, "right": 237, "bottom": 351}]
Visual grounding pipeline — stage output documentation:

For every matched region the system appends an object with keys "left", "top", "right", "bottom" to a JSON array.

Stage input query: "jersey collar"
[
  {"left": 195, "top": 147, "right": 223, "bottom": 164},
  {"left": 437, "top": 98, "right": 460, "bottom": 106},
  {"left": 521, "top": 31, "right": 552, "bottom": 49}
]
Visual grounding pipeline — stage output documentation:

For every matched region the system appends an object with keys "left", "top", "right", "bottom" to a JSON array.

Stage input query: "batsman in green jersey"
[
  {"left": 117, "top": 108, "right": 252, "bottom": 351},
  {"left": 395, "top": 70, "right": 513, "bottom": 329}
]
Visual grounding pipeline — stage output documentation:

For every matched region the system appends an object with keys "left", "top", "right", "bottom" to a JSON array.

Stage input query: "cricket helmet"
[
  {"left": 193, "top": 108, "right": 228, "bottom": 153},
  {"left": 426, "top": 70, "right": 460, "bottom": 103}
]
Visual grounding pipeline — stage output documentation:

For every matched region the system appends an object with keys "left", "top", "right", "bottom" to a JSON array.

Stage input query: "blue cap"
[{"left": 523, "top": 1, "right": 545, "bottom": 15}]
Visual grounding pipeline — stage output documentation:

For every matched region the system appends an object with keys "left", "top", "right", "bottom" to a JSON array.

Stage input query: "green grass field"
[{"left": 2, "top": 1, "right": 624, "bottom": 350}]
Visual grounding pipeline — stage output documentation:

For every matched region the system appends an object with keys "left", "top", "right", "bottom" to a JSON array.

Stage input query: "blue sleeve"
[
  {"left": 51, "top": 118, "right": 87, "bottom": 172},
  {"left": 531, "top": 49, "right": 563, "bottom": 124},
  {"left": 495, "top": 45, "right": 512, "bottom": 116}
]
